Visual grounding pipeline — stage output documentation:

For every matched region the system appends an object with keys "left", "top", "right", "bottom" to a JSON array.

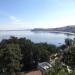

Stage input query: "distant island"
[{"left": 31, "top": 25, "right": 75, "bottom": 34}]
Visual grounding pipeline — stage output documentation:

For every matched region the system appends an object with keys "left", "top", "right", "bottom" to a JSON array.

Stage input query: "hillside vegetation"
[{"left": 0, "top": 37, "right": 75, "bottom": 75}]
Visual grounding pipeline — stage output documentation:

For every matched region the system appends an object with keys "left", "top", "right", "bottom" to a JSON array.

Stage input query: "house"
[
  {"left": 38, "top": 62, "right": 52, "bottom": 74},
  {"left": 17, "top": 62, "right": 51, "bottom": 75}
]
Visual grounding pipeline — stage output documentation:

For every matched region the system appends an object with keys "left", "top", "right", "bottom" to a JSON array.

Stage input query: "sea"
[{"left": 0, "top": 30, "right": 75, "bottom": 46}]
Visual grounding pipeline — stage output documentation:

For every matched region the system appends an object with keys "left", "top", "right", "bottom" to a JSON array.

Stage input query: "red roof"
[{"left": 17, "top": 69, "right": 42, "bottom": 75}]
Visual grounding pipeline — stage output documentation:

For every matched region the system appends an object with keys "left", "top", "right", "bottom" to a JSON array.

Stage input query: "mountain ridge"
[{"left": 31, "top": 25, "right": 75, "bottom": 33}]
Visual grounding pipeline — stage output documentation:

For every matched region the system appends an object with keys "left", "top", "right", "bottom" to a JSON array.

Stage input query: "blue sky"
[{"left": 0, "top": 0, "right": 75, "bottom": 30}]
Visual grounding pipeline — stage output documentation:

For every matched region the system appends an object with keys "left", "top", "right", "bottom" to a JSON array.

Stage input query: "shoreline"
[
  {"left": 32, "top": 30, "right": 75, "bottom": 35},
  {"left": 49, "top": 31, "right": 75, "bottom": 35},
  {"left": 0, "top": 30, "right": 75, "bottom": 35}
]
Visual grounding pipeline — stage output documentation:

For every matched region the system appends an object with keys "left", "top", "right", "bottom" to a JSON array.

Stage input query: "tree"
[
  {"left": 62, "top": 46, "right": 75, "bottom": 68},
  {"left": 65, "top": 39, "right": 72, "bottom": 46},
  {"left": 0, "top": 38, "right": 22, "bottom": 75},
  {"left": 19, "top": 38, "right": 40, "bottom": 70}
]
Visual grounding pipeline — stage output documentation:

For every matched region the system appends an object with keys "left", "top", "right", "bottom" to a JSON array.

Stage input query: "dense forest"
[{"left": 0, "top": 36, "right": 75, "bottom": 75}]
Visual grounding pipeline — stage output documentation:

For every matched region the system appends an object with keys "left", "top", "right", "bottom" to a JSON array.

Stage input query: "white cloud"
[
  {"left": 0, "top": 16, "right": 31, "bottom": 30},
  {"left": 10, "top": 16, "right": 16, "bottom": 20},
  {"left": 9, "top": 16, "right": 21, "bottom": 24}
]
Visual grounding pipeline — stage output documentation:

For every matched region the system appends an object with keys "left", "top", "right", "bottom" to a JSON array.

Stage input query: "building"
[{"left": 38, "top": 62, "right": 52, "bottom": 74}]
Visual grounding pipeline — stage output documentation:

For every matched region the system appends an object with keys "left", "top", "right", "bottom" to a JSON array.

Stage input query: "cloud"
[
  {"left": 9, "top": 16, "right": 21, "bottom": 24},
  {"left": 10, "top": 16, "right": 16, "bottom": 20},
  {"left": 7, "top": 16, "right": 35, "bottom": 29},
  {"left": 0, "top": 16, "right": 27, "bottom": 30}
]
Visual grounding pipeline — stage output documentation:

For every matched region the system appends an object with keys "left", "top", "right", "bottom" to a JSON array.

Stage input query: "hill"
[{"left": 31, "top": 25, "right": 75, "bottom": 33}]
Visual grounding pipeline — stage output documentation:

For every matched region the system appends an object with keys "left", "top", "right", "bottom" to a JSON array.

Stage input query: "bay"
[{"left": 0, "top": 30, "right": 75, "bottom": 46}]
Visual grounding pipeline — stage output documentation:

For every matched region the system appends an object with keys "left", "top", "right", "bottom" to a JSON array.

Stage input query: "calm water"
[{"left": 0, "top": 30, "right": 75, "bottom": 46}]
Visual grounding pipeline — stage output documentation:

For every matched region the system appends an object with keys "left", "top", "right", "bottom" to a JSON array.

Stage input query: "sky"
[{"left": 0, "top": 0, "right": 75, "bottom": 30}]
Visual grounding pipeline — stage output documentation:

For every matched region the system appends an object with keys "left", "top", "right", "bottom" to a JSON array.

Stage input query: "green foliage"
[
  {"left": 65, "top": 38, "right": 72, "bottom": 46},
  {"left": 61, "top": 38, "right": 75, "bottom": 68},
  {"left": 0, "top": 38, "right": 22, "bottom": 75},
  {"left": 0, "top": 37, "right": 58, "bottom": 74},
  {"left": 1, "top": 37, "right": 75, "bottom": 75},
  {"left": 45, "top": 67, "right": 75, "bottom": 75},
  {"left": 62, "top": 46, "right": 75, "bottom": 68},
  {"left": 35, "top": 43, "right": 59, "bottom": 62},
  {"left": 44, "top": 63, "right": 71, "bottom": 75},
  {"left": 44, "top": 38, "right": 75, "bottom": 75}
]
